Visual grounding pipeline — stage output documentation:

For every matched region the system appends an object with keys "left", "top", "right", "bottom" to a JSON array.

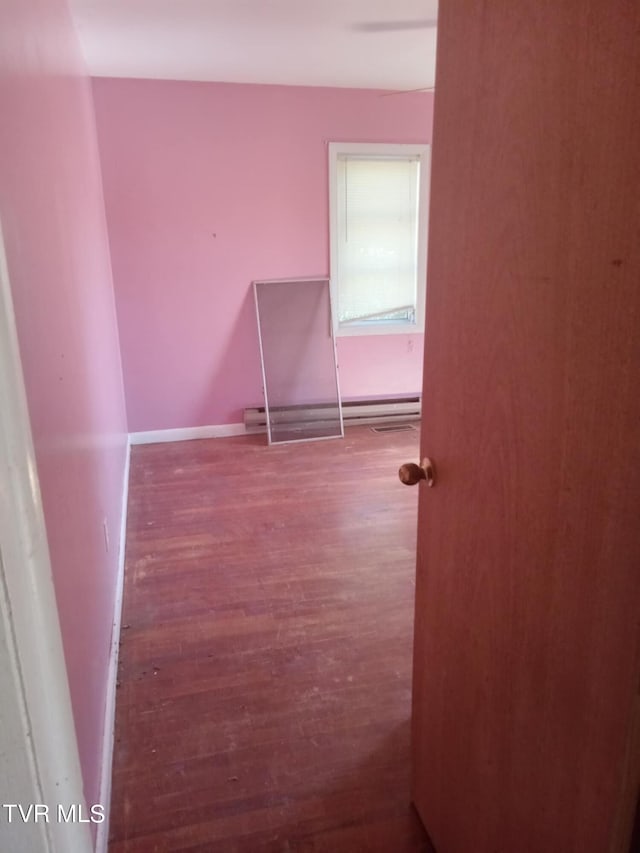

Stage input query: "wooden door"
[{"left": 411, "top": 3, "right": 640, "bottom": 852}]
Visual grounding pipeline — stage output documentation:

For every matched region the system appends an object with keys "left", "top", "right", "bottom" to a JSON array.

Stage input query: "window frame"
[{"left": 328, "top": 141, "right": 431, "bottom": 337}]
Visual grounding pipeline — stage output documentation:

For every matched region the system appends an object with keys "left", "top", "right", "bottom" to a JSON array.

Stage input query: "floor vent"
[
  {"left": 370, "top": 423, "right": 417, "bottom": 434},
  {"left": 244, "top": 396, "right": 421, "bottom": 433}
]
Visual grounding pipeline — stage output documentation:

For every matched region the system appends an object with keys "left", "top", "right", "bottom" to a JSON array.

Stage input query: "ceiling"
[{"left": 68, "top": 0, "right": 439, "bottom": 90}]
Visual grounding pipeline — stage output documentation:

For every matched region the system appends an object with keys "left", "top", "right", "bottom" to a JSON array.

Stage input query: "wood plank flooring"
[{"left": 108, "top": 426, "right": 432, "bottom": 852}]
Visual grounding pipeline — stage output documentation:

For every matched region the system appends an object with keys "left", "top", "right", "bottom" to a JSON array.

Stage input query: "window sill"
[{"left": 336, "top": 322, "right": 424, "bottom": 337}]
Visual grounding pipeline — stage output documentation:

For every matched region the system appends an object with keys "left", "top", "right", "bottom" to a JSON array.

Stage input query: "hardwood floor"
[{"left": 108, "top": 426, "right": 433, "bottom": 852}]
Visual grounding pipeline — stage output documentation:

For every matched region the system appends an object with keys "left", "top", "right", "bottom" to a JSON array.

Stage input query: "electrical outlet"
[{"left": 103, "top": 519, "right": 110, "bottom": 553}]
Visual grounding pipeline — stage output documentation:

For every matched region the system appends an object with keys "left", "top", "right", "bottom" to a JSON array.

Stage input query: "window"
[{"left": 329, "top": 142, "right": 430, "bottom": 336}]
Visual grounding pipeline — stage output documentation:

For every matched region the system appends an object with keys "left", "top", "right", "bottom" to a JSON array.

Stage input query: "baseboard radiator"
[{"left": 244, "top": 396, "right": 421, "bottom": 433}]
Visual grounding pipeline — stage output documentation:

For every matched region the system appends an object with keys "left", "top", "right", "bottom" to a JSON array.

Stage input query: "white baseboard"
[
  {"left": 129, "top": 422, "right": 246, "bottom": 445},
  {"left": 95, "top": 435, "right": 131, "bottom": 853}
]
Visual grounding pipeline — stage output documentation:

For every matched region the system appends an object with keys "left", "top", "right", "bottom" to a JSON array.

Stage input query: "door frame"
[{"left": 0, "top": 223, "right": 93, "bottom": 853}]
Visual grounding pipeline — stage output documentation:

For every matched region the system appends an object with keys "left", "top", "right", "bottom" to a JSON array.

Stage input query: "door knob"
[{"left": 399, "top": 457, "right": 436, "bottom": 487}]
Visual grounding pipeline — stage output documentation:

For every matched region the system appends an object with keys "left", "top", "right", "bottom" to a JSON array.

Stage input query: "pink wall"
[
  {"left": 93, "top": 79, "right": 432, "bottom": 431},
  {"left": 0, "top": 0, "right": 128, "bottom": 813}
]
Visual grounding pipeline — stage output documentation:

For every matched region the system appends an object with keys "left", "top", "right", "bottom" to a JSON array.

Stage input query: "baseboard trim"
[
  {"left": 129, "top": 423, "right": 246, "bottom": 445},
  {"left": 95, "top": 435, "right": 131, "bottom": 853}
]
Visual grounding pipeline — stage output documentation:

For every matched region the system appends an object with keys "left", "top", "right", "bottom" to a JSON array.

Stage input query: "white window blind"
[{"left": 335, "top": 154, "right": 420, "bottom": 326}]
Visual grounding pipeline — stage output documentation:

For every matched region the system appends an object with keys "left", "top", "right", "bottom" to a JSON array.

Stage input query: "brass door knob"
[{"left": 399, "top": 457, "right": 436, "bottom": 487}]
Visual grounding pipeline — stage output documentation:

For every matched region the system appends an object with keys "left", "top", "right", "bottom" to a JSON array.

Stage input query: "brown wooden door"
[{"left": 411, "top": 3, "right": 640, "bottom": 852}]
